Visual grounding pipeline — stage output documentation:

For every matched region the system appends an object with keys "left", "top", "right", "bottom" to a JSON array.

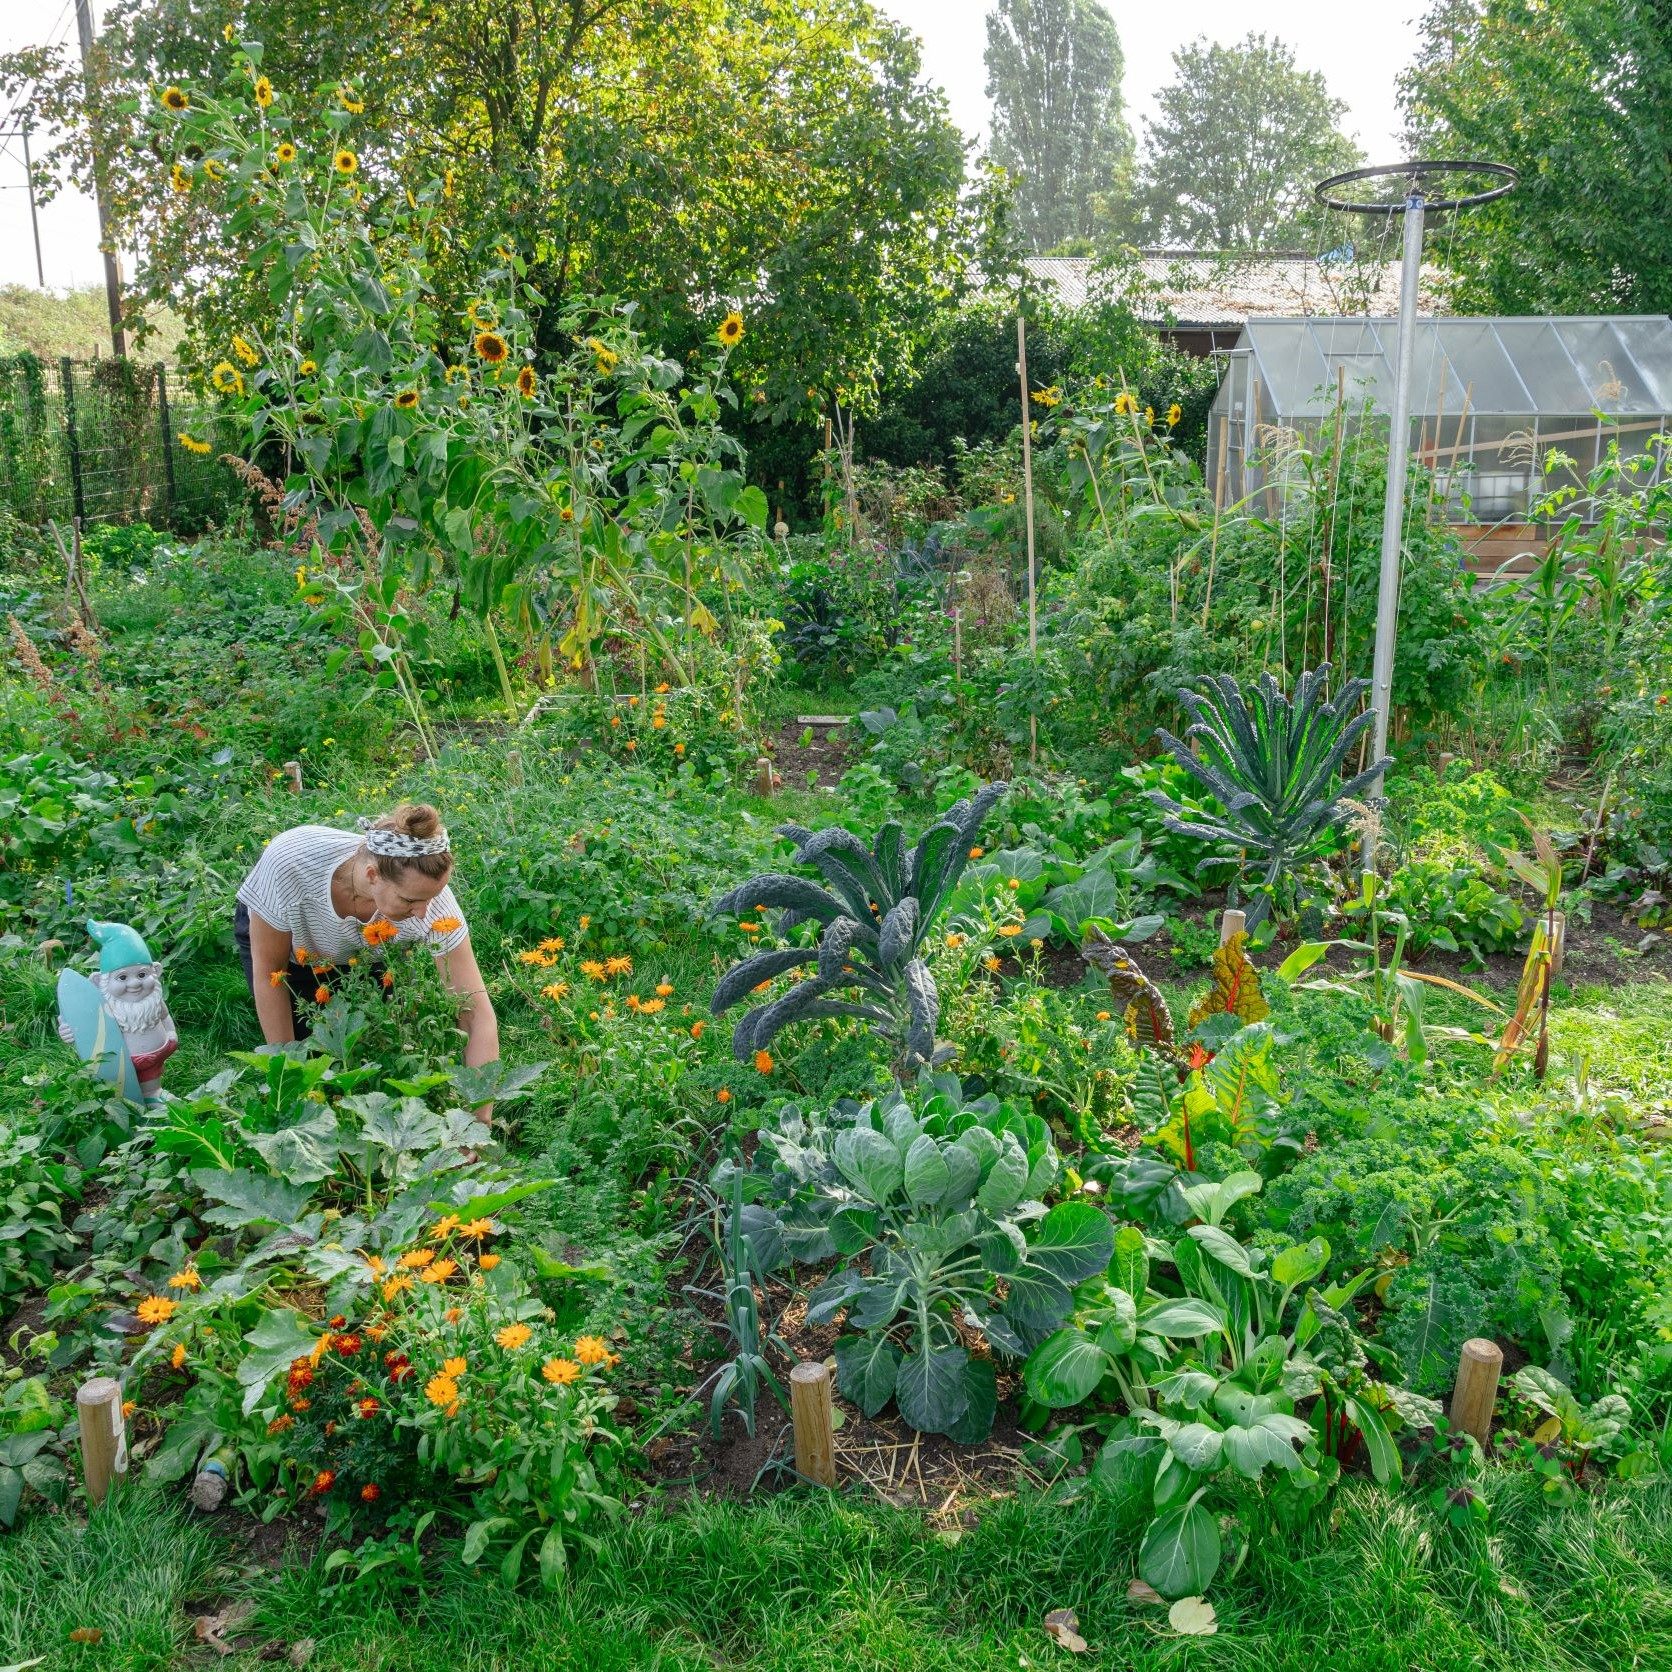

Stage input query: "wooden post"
[
  {"left": 1548, "top": 910, "right": 1567, "bottom": 979},
  {"left": 790, "top": 1361, "right": 836, "bottom": 1487},
  {"left": 1219, "top": 909, "right": 1246, "bottom": 947},
  {"left": 952, "top": 605, "right": 962, "bottom": 684},
  {"left": 1016, "top": 316, "right": 1038, "bottom": 767},
  {"left": 281, "top": 760, "right": 302, "bottom": 795},
  {"left": 506, "top": 749, "right": 523, "bottom": 788},
  {"left": 76, "top": 1376, "right": 127, "bottom": 1507},
  {"left": 1449, "top": 1338, "right": 1502, "bottom": 1449},
  {"left": 755, "top": 756, "right": 775, "bottom": 798}
]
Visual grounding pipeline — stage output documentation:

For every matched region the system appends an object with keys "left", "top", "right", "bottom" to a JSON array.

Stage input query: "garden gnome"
[{"left": 56, "top": 920, "right": 178, "bottom": 1101}]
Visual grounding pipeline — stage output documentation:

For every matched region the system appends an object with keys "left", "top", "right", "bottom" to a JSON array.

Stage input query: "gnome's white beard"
[{"left": 102, "top": 984, "right": 170, "bottom": 1033}]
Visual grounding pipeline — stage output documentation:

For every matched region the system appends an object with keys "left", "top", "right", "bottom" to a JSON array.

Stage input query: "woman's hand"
[
  {"left": 248, "top": 911, "right": 298, "bottom": 1046},
  {"left": 436, "top": 937, "right": 499, "bottom": 1127}
]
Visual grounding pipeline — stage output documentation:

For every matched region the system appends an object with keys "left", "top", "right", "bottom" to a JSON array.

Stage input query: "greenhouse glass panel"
[
  {"left": 1486, "top": 321, "right": 1595, "bottom": 414},
  {"left": 1555, "top": 320, "right": 1661, "bottom": 413},
  {"left": 1607, "top": 319, "right": 1672, "bottom": 410},
  {"left": 1428, "top": 321, "right": 1529, "bottom": 413}
]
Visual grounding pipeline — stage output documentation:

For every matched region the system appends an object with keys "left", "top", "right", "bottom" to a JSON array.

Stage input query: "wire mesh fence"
[{"left": 0, "top": 353, "right": 243, "bottom": 535}]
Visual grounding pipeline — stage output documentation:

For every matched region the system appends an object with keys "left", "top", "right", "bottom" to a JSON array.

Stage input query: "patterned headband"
[{"left": 357, "top": 817, "right": 451, "bottom": 858}]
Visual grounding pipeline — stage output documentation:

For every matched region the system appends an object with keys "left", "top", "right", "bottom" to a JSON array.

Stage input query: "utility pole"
[
  {"left": 74, "top": 0, "right": 126, "bottom": 356},
  {"left": 21, "top": 123, "right": 45, "bottom": 288}
]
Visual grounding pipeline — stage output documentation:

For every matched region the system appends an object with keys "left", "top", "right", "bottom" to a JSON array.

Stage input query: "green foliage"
[
  {"left": 709, "top": 785, "right": 1006, "bottom": 1076},
  {"left": 752, "top": 1078, "right": 1103, "bottom": 1438}
]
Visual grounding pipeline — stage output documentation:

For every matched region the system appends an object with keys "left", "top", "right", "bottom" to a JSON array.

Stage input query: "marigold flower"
[
  {"left": 542, "top": 1357, "right": 581, "bottom": 1385},
  {"left": 267, "top": 1414, "right": 293, "bottom": 1435},
  {"left": 690, "top": 1021, "right": 705, "bottom": 1040},
  {"left": 398, "top": 1249, "right": 435, "bottom": 1269},
  {"left": 516, "top": 365, "right": 537, "bottom": 399},
  {"left": 475, "top": 330, "right": 508, "bottom": 364},
  {"left": 356, "top": 1396, "right": 379, "bottom": 1419},
  {"left": 425, "top": 1374, "right": 458, "bottom": 1407},
  {"left": 310, "top": 1469, "right": 335, "bottom": 1495},
  {"left": 289, "top": 1397, "right": 311, "bottom": 1412},
  {"left": 136, "top": 1295, "right": 176, "bottom": 1327},
  {"left": 171, "top": 1342, "right": 188, "bottom": 1369},
  {"left": 333, "top": 149, "right": 358, "bottom": 175},
  {"left": 573, "top": 1335, "right": 615, "bottom": 1366},
  {"left": 495, "top": 1322, "right": 533, "bottom": 1350},
  {"left": 754, "top": 1050, "right": 774, "bottom": 1075},
  {"left": 162, "top": 86, "right": 189, "bottom": 112},
  {"left": 420, "top": 1259, "right": 458, "bottom": 1284},
  {"left": 478, "top": 1252, "right": 501, "bottom": 1270},
  {"left": 332, "top": 1332, "right": 363, "bottom": 1356},
  {"left": 718, "top": 311, "right": 744, "bottom": 346},
  {"left": 717, "top": 1088, "right": 731, "bottom": 1103}
]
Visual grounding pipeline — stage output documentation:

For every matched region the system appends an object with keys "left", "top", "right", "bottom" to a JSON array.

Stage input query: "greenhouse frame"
[{"left": 1206, "top": 315, "right": 1672, "bottom": 562}]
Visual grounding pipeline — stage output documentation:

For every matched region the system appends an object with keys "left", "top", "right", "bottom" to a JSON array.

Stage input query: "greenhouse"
[{"left": 1208, "top": 314, "right": 1672, "bottom": 539}]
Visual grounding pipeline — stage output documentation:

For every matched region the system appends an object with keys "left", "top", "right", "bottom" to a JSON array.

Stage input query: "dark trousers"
[{"left": 234, "top": 901, "right": 368, "bottom": 1041}]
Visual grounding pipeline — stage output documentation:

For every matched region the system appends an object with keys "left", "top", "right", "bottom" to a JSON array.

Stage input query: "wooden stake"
[
  {"left": 1017, "top": 315, "right": 1038, "bottom": 767},
  {"left": 755, "top": 756, "right": 775, "bottom": 798},
  {"left": 281, "top": 760, "right": 302, "bottom": 795},
  {"left": 1201, "top": 438, "right": 1229, "bottom": 631},
  {"left": 1449, "top": 1338, "right": 1502, "bottom": 1449},
  {"left": 76, "top": 1376, "right": 127, "bottom": 1507},
  {"left": 1219, "top": 909, "right": 1246, "bottom": 947},
  {"left": 1548, "top": 910, "right": 1567, "bottom": 979},
  {"left": 952, "top": 605, "right": 962, "bottom": 684},
  {"left": 506, "top": 749, "right": 523, "bottom": 788},
  {"left": 790, "top": 1361, "right": 836, "bottom": 1487}
]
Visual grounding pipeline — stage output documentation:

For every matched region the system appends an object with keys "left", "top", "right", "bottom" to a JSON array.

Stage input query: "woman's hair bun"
[{"left": 381, "top": 802, "right": 441, "bottom": 839}]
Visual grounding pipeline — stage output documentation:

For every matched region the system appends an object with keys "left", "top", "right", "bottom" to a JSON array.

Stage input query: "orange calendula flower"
[
  {"left": 983, "top": 954, "right": 1002, "bottom": 972},
  {"left": 398, "top": 1249, "right": 436, "bottom": 1269},
  {"left": 167, "top": 1267, "right": 202, "bottom": 1290},
  {"left": 478, "top": 1252, "right": 501, "bottom": 1270},
  {"left": 314, "top": 985, "right": 331, "bottom": 1004},
  {"left": 541, "top": 981, "right": 570, "bottom": 1001},
  {"left": 1096, "top": 1010, "right": 1112, "bottom": 1022},
  {"left": 539, "top": 937, "right": 566, "bottom": 953},
  {"left": 420, "top": 1259, "right": 458, "bottom": 1284},
  {"left": 363, "top": 918, "right": 398, "bottom": 945},
  {"left": 171, "top": 1343, "right": 187, "bottom": 1369},
  {"left": 997, "top": 924, "right": 1022, "bottom": 938},
  {"left": 626, "top": 994, "right": 642, "bottom": 1011},
  {"left": 444, "top": 1356, "right": 467, "bottom": 1377},
  {"left": 651, "top": 715, "right": 666, "bottom": 729},
  {"left": 674, "top": 742, "right": 686, "bottom": 756},
  {"left": 605, "top": 955, "right": 633, "bottom": 977},
  {"left": 573, "top": 1335, "right": 616, "bottom": 1367},
  {"left": 294, "top": 947, "right": 310, "bottom": 963},
  {"left": 429, "top": 1215, "right": 461, "bottom": 1242},
  {"left": 717, "top": 1088, "right": 731, "bottom": 1103},
  {"left": 580, "top": 958, "right": 607, "bottom": 981},
  {"left": 430, "top": 915, "right": 462, "bottom": 935},
  {"left": 690, "top": 1020, "right": 706, "bottom": 1039},
  {"left": 656, "top": 982, "right": 674, "bottom": 998},
  {"left": 968, "top": 846, "right": 984, "bottom": 859},
  {"left": 425, "top": 1374, "right": 458, "bottom": 1407},
  {"left": 460, "top": 1218, "right": 494, "bottom": 1239},
  {"left": 495, "top": 1322, "right": 533, "bottom": 1350},
  {"left": 639, "top": 998, "right": 665, "bottom": 1014},
  {"left": 754, "top": 1050, "right": 774, "bottom": 1075},
  {"left": 443, "top": 1306, "right": 463, "bottom": 1324},
  {"left": 542, "top": 1357, "right": 582, "bottom": 1385},
  {"left": 136, "top": 1295, "right": 176, "bottom": 1326}
]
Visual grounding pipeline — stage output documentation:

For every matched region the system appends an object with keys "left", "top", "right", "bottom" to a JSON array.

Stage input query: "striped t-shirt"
[{"left": 236, "top": 825, "right": 470, "bottom": 963}]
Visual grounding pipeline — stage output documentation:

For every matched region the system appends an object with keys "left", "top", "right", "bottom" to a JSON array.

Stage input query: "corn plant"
[
  {"left": 1151, "top": 666, "right": 1389, "bottom": 928},
  {"left": 708, "top": 783, "right": 1006, "bottom": 1076}
]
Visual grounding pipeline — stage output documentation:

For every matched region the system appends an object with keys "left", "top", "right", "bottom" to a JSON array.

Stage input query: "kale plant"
[
  {"left": 708, "top": 783, "right": 1005, "bottom": 1076},
  {"left": 1151, "top": 665, "right": 1390, "bottom": 927}
]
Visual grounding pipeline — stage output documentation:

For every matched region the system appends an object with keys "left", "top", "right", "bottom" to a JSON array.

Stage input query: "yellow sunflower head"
[
  {"left": 718, "top": 311, "right": 744, "bottom": 347},
  {"left": 444, "top": 363, "right": 468, "bottom": 384},
  {"left": 474, "top": 330, "right": 508, "bottom": 365},
  {"left": 515, "top": 365, "right": 536, "bottom": 399},
  {"left": 170, "top": 163, "right": 192, "bottom": 194},
  {"left": 275, "top": 141, "right": 298, "bottom": 165},
  {"left": 161, "top": 86, "right": 189, "bottom": 113},
  {"left": 231, "top": 333, "right": 259, "bottom": 367},
  {"left": 1167, "top": 402, "right": 1183, "bottom": 427},
  {"left": 299, "top": 358, "right": 317, "bottom": 376},
  {"left": 333, "top": 149, "right": 358, "bottom": 176},
  {"left": 337, "top": 85, "right": 365, "bottom": 114},
  {"left": 253, "top": 75, "right": 273, "bottom": 108},
  {"left": 394, "top": 388, "right": 419, "bottom": 410},
  {"left": 466, "top": 300, "right": 496, "bottom": 327},
  {"left": 210, "top": 361, "right": 244, "bottom": 396}
]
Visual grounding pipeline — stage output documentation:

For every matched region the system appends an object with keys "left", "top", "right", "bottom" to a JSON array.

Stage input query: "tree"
[
  {"left": 1137, "top": 34, "right": 1362, "bottom": 249},
  {"left": 984, "top": 0, "right": 1133, "bottom": 252},
  {"left": 1399, "top": 0, "right": 1672, "bottom": 316},
  {"left": 1, "top": 0, "right": 991, "bottom": 417}
]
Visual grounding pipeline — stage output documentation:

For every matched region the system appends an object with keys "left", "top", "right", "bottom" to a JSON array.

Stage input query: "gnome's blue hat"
[{"left": 86, "top": 919, "right": 154, "bottom": 974}]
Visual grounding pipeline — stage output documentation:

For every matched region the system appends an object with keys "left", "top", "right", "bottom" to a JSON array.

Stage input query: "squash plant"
[
  {"left": 709, "top": 783, "right": 1006, "bottom": 1077},
  {"left": 752, "top": 1079, "right": 1112, "bottom": 1439}
]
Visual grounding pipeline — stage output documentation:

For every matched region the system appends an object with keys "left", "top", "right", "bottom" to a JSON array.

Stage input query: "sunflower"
[
  {"left": 253, "top": 75, "right": 273, "bottom": 108},
  {"left": 444, "top": 363, "right": 468, "bottom": 384},
  {"left": 231, "top": 333, "right": 259, "bottom": 366},
  {"left": 474, "top": 330, "right": 508, "bottom": 364},
  {"left": 209, "top": 361, "right": 244, "bottom": 396},
  {"left": 170, "top": 164, "right": 192, "bottom": 194},
  {"left": 161, "top": 86, "right": 189, "bottom": 113},
  {"left": 718, "top": 311, "right": 744, "bottom": 346},
  {"left": 203, "top": 158, "right": 226, "bottom": 181},
  {"left": 394, "top": 388, "right": 419, "bottom": 409},
  {"left": 338, "top": 84, "right": 365, "bottom": 114},
  {"left": 176, "top": 432, "right": 211, "bottom": 455},
  {"left": 333, "top": 148, "right": 358, "bottom": 176},
  {"left": 1166, "top": 403, "right": 1183, "bottom": 427},
  {"left": 275, "top": 141, "right": 298, "bottom": 165},
  {"left": 1114, "top": 390, "right": 1139, "bottom": 416},
  {"left": 515, "top": 364, "right": 536, "bottom": 399},
  {"left": 299, "top": 359, "right": 317, "bottom": 378},
  {"left": 465, "top": 299, "right": 496, "bottom": 327}
]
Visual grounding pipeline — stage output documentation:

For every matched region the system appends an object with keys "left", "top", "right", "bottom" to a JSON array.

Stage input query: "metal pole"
[
  {"left": 1017, "top": 316, "right": 1038, "bottom": 766},
  {"left": 155, "top": 362, "right": 177, "bottom": 523},
  {"left": 75, "top": 0, "right": 127, "bottom": 357},
  {"left": 20, "top": 122, "right": 45, "bottom": 288},
  {"left": 60, "top": 356, "right": 86, "bottom": 523},
  {"left": 1363, "top": 188, "right": 1425, "bottom": 873}
]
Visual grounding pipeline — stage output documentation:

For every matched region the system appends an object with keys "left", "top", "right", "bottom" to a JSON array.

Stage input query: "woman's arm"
[
  {"left": 436, "top": 937, "right": 499, "bottom": 1127},
  {"left": 248, "top": 911, "right": 297, "bottom": 1046}
]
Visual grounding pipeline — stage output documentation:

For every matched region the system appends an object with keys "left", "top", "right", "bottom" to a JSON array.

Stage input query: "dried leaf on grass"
[
  {"left": 1126, "top": 1579, "right": 1164, "bottom": 1605},
  {"left": 67, "top": 1629, "right": 104, "bottom": 1644},
  {"left": 1169, "top": 1596, "right": 1218, "bottom": 1636},
  {"left": 1042, "top": 1608, "right": 1088, "bottom": 1652},
  {"left": 193, "top": 1601, "right": 256, "bottom": 1656}
]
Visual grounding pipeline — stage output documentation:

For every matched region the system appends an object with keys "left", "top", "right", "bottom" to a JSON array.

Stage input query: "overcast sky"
[{"left": 0, "top": 2, "right": 1427, "bottom": 296}]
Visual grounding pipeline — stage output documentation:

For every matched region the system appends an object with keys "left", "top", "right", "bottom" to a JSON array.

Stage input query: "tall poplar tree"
[{"left": 984, "top": 0, "right": 1133, "bottom": 252}]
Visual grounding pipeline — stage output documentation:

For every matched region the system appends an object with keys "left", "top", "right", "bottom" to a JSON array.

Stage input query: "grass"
[{"left": 4, "top": 1475, "right": 1671, "bottom": 1670}]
